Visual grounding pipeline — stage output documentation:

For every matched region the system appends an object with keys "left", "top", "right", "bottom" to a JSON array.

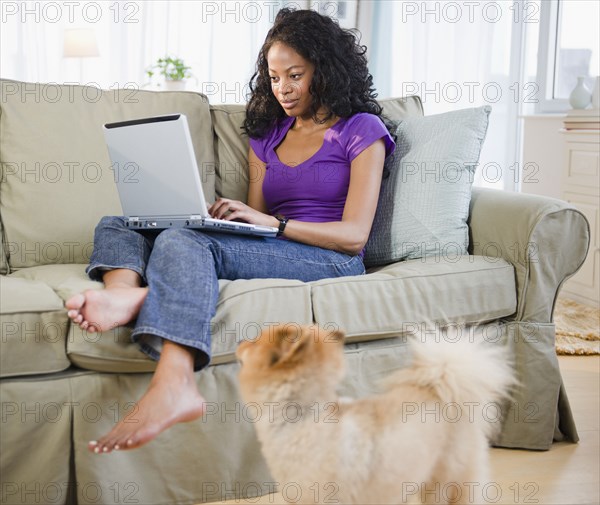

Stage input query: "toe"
[
  {"left": 93, "top": 438, "right": 110, "bottom": 454},
  {"left": 65, "top": 293, "right": 85, "bottom": 311},
  {"left": 113, "top": 435, "right": 129, "bottom": 451},
  {"left": 92, "top": 444, "right": 102, "bottom": 454}
]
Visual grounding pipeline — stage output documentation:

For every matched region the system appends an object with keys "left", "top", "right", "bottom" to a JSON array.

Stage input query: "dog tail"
[{"left": 387, "top": 338, "right": 516, "bottom": 438}]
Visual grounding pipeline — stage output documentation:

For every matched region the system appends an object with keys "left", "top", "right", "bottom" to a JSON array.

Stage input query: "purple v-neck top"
[{"left": 249, "top": 113, "right": 395, "bottom": 228}]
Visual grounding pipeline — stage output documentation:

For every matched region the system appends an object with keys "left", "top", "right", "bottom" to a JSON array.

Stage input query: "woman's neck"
[{"left": 291, "top": 111, "right": 339, "bottom": 133}]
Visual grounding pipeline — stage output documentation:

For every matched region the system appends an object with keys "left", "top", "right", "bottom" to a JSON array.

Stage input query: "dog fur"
[{"left": 236, "top": 325, "right": 515, "bottom": 505}]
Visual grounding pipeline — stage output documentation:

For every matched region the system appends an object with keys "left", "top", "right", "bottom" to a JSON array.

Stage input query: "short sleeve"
[
  {"left": 343, "top": 113, "right": 396, "bottom": 162},
  {"left": 249, "top": 136, "right": 267, "bottom": 163}
]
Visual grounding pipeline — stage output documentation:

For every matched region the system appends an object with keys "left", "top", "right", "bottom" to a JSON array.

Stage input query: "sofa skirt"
[{"left": 0, "top": 321, "right": 578, "bottom": 505}]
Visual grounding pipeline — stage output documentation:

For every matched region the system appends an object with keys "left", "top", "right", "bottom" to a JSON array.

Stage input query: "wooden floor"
[{"left": 211, "top": 356, "right": 600, "bottom": 505}]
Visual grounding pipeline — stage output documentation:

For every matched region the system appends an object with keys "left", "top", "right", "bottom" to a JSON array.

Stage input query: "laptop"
[{"left": 103, "top": 113, "right": 278, "bottom": 237}]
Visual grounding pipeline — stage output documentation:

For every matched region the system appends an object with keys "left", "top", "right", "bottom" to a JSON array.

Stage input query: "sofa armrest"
[{"left": 468, "top": 187, "right": 590, "bottom": 323}]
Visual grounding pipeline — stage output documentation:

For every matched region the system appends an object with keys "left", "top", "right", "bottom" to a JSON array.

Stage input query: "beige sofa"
[{"left": 0, "top": 78, "right": 590, "bottom": 505}]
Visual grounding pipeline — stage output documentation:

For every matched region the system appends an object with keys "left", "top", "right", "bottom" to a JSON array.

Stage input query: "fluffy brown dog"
[{"left": 236, "top": 325, "right": 514, "bottom": 505}]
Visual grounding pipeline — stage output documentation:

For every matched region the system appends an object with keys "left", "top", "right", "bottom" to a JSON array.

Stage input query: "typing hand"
[{"left": 208, "top": 198, "right": 278, "bottom": 228}]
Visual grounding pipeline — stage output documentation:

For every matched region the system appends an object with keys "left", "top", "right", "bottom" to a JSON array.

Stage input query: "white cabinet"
[{"left": 559, "top": 129, "right": 600, "bottom": 306}]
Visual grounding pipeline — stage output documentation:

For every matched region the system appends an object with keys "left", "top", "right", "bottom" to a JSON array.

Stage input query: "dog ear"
[
  {"left": 323, "top": 328, "right": 345, "bottom": 344},
  {"left": 270, "top": 325, "right": 313, "bottom": 367},
  {"left": 236, "top": 342, "right": 249, "bottom": 365}
]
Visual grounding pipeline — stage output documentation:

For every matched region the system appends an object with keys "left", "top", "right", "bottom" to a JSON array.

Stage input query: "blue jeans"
[{"left": 87, "top": 216, "right": 365, "bottom": 370}]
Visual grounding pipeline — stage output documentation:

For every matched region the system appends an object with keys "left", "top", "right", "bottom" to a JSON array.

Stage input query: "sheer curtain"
[
  {"left": 1, "top": 0, "right": 527, "bottom": 189},
  {"left": 359, "top": 0, "right": 529, "bottom": 190},
  {"left": 0, "top": 1, "right": 286, "bottom": 103}
]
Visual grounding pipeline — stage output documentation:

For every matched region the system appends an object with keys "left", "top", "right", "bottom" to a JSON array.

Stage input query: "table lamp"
[{"left": 63, "top": 28, "right": 99, "bottom": 83}]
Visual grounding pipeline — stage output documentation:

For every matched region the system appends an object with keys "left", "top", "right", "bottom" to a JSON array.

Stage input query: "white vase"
[
  {"left": 569, "top": 76, "right": 591, "bottom": 109},
  {"left": 592, "top": 76, "right": 600, "bottom": 109},
  {"left": 164, "top": 79, "right": 186, "bottom": 91}
]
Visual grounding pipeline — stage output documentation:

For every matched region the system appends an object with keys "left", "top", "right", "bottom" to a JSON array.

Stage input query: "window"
[{"left": 536, "top": 0, "right": 600, "bottom": 112}]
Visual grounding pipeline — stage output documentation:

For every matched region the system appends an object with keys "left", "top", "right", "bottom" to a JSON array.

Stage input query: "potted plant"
[{"left": 146, "top": 56, "right": 193, "bottom": 91}]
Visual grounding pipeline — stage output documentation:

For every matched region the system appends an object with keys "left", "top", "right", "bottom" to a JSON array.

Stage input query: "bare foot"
[
  {"left": 88, "top": 371, "right": 205, "bottom": 453},
  {"left": 65, "top": 287, "right": 148, "bottom": 333}
]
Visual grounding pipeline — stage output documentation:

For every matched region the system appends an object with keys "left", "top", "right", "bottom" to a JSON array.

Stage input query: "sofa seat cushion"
[
  {"left": 8, "top": 265, "right": 313, "bottom": 373},
  {"left": 17, "top": 265, "right": 314, "bottom": 372},
  {"left": 9, "top": 263, "right": 93, "bottom": 298},
  {"left": 311, "top": 255, "right": 517, "bottom": 342},
  {"left": 0, "top": 276, "right": 71, "bottom": 378},
  {"left": 209, "top": 278, "right": 313, "bottom": 364},
  {"left": 3, "top": 255, "right": 516, "bottom": 374}
]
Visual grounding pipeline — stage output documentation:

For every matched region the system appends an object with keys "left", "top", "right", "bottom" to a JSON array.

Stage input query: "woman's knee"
[
  {"left": 152, "top": 228, "right": 209, "bottom": 251},
  {"left": 96, "top": 215, "right": 128, "bottom": 232},
  {"left": 150, "top": 228, "right": 214, "bottom": 266}
]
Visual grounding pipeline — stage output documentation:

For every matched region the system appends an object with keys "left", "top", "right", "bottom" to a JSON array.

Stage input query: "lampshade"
[{"left": 63, "top": 28, "right": 99, "bottom": 58}]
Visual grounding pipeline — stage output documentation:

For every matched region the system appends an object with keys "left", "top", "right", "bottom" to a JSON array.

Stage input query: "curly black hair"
[{"left": 242, "top": 8, "right": 394, "bottom": 139}]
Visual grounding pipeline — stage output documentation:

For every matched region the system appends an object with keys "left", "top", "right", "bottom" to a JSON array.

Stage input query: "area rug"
[{"left": 554, "top": 297, "right": 600, "bottom": 355}]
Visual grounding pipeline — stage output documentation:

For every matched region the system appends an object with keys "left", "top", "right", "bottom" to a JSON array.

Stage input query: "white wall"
[{"left": 520, "top": 114, "right": 566, "bottom": 199}]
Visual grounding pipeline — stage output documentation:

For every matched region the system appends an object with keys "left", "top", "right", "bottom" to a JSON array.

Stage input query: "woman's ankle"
[
  {"left": 102, "top": 268, "right": 143, "bottom": 289},
  {"left": 152, "top": 340, "right": 197, "bottom": 381},
  {"left": 104, "top": 283, "right": 147, "bottom": 292}
]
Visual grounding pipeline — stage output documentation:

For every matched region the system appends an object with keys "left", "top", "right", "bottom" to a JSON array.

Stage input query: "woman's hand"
[{"left": 208, "top": 198, "right": 278, "bottom": 228}]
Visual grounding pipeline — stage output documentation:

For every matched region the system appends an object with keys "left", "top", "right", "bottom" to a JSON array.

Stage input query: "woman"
[{"left": 66, "top": 8, "right": 395, "bottom": 454}]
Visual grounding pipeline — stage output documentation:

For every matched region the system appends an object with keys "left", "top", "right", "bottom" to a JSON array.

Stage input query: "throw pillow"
[{"left": 363, "top": 105, "right": 492, "bottom": 267}]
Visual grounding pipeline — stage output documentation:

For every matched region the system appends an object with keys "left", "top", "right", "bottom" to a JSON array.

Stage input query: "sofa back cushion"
[
  {"left": 210, "top": 96, "right": 424, "bottom": 203},
  {"left": 378, "top": 95, "right": 425, "bottom": 121},
  {"left": 363, "top": 105, "right": 492, "bottom": 267},
  {"left": 0, "top": 79, "right": 215, "bottom": 269},
  {"left": 210, "top": 104, "right": 250, "bottom": 202}
]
